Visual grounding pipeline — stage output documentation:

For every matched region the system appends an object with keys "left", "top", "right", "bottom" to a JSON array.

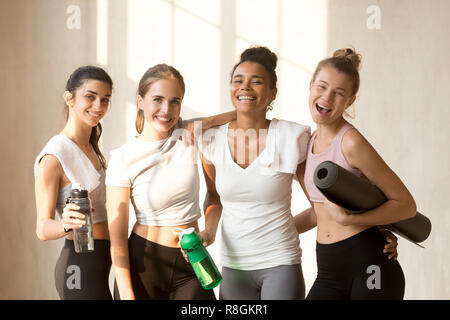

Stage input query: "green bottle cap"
[
  {"left": 173, "top": 227, "right": 207, "bottom": 263},
  {"left": 175, "top": 227, "right": 200, "bottom": 250}
]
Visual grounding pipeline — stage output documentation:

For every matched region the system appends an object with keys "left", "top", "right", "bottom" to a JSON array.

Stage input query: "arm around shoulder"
[
  {"left": 181, "top": 111, "right": 236, "bottom": 146},
  {"left": 201, "top": 110, "right": 236, "bottom": 130}
]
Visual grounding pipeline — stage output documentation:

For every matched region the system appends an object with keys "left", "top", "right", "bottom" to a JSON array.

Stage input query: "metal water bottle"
[
  {"left": 66, "top": 185, "right": 94, "bottom": 253},
  {"left": 175, "top": 227, "right": 222, "bottom": 290}
]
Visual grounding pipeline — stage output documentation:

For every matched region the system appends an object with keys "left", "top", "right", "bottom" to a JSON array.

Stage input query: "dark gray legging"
[
  {"left": 54, "top": 239, "right": 112, "bottom": 300},
  {"left": 219, "top": 264, "right": 305, "bottom": 300}
]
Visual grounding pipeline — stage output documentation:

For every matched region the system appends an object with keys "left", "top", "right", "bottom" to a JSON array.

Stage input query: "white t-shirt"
[
  {"left": 200, "top": 118, "right": 311, "bottom": 270},
  {"left": 105, "top": 125, "right": 201, "bottom": 226}
]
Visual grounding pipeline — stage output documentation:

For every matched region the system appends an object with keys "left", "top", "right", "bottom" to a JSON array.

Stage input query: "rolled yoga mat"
[{"left": 313, "top": 160, "right": 431, "bottom": 246}]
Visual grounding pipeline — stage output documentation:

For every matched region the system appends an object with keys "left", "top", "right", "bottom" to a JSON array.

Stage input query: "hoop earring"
[{"left": 266, "top": 101, "right": 274, "bottom": 111}]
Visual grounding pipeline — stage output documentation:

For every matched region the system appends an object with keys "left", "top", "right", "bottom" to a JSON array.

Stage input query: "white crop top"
[
  {"left": 200, "top": 118, "right": 311, "bottom": 270},
  {"left": 105, "top": 125, "right": 202, "bottom": 226},
  {"left": 34, "top": 135, "right": 108, "bottom": 224}
]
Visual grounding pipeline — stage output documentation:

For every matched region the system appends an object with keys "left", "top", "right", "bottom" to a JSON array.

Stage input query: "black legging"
[
  {"left": 307, "top": 227, "right": 405, "bottom": 300},
  {"left": 55, "top": 239, "right": 112, "bottom": 300},
  {"left": 114, "top": 232, "right": 216, "bottom": 300}
]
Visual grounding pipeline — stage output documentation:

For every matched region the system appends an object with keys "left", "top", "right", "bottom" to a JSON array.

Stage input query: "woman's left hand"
[
  {"left": 379, "top": 228, "right": 398, "bottom": 260},
  {"left": 324, "top": 200, "right": 353, "bottom": 226}
]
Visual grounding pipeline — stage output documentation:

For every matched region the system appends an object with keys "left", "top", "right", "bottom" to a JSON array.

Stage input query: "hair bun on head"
[
  {"left": 333, "top": 47, "right": 362, "bottom": 71},
  {"left": 240, "top": 46, "right": 278, "bottom": 71},
  {"left": 231, "top": 45, "right": 278, "bottom": 89}
]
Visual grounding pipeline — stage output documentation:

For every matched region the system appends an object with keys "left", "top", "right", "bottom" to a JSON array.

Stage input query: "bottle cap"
[
  {"left": 71, "top": 183, "right": 88, "bottom": 198},
  {"left": 172, "top": 227, "right": 196, "bottom": 240},
  {"left": 173, "top": 227, "right": 201, "bottom": 250}
]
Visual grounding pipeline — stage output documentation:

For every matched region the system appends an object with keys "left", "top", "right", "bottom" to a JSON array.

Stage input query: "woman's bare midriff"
[
  {"left": 132, "top": 221, "right": 200, "bottom": 248},
  {"left": 66, "top": 221, "right": 110, "bottom": 240},
  {"left": 313, "top": 202, "right": 371, "bottom": 244}
]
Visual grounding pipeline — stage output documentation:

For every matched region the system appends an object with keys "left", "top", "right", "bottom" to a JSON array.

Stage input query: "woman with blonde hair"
[
  {"left": 106, "top": 63, "right": 235, "bottom": 300},
  {"left": 295, "top": 48, "right": 415, "bottom": 299}
]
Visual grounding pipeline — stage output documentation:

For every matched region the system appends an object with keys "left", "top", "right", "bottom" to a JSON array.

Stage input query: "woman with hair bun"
[
  {"left": 199, "top": 46, "right": 399, "bottom": 300},
  {"left": 34, "top": 66, "right": 114, "bottom": 299},
  {"left": 199, "top": 46, "right": 311, "bottom": 300},
  {"left": 295, "top": 47, "right": 415, "bottom": 299}
]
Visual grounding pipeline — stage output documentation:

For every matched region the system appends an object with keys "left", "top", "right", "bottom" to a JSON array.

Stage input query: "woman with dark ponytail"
[{"left": 34, "top": 66, "right": 113, "bottom": 299}]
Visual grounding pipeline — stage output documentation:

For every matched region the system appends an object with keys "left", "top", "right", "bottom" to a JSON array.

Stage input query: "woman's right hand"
[
  {"left": 180, "top": 230, "right": 215, "bottom": 263},
  {"left": 61, "top": 203, "right": 85, "bottom": 232}
]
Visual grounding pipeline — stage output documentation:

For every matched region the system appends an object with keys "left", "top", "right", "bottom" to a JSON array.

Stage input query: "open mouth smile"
[{"left": 316, "top": 103, "right": 331, "bottom": 114}]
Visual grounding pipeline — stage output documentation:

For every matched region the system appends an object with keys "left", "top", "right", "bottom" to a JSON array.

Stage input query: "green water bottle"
[{"left": 174, "top": 227, "right": 222, "bottom": 290}]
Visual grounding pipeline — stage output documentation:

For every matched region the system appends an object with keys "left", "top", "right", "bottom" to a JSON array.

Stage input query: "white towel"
[
  {"left": 34, "top": 135, "right": 101, "bottom": 191},
  {"left": 259, "top": 118, "right": 311, "bottom": 174}
]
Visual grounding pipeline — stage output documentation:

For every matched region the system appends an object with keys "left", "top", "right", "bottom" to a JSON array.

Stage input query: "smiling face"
[
  {"left": 230, "top": 61, "right": 277, "bottom": 115},
  {"left": 137, "top": 78, "right": 183, "bottom": 139},
  {"left": 64, "top": 79, "right": 112, "bottom": 128},
  {"left": 309, "top": 66, "right": 356, "bottom": 126}
]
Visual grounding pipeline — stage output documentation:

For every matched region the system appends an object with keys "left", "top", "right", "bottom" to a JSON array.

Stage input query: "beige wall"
[
  {"left": 1, "top": 0, "right": 448, "bottom": 299},
  {"left": 0, "top": 0, "right": 98, "bottom": 299},
  {"left": 326, "top": 0, "right": 450, "bottom": 299}
]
